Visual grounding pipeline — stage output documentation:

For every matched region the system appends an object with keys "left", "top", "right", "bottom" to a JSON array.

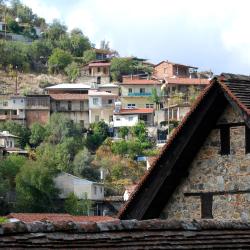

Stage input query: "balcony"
[{"left": 127, "top": 92, "right": 152, "bottom": 97}]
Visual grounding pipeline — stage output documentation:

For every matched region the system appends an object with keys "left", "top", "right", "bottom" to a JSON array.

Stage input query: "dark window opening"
[
  {"left": 68, "top": 101, "right": 72, "bottom": 111},
  {"left": 220, "top": 127, "right": 230, "bottom": 155},
  {"left": 97, "top": 76, "right": 101, "bottom": 84},
  {"left": 245, "top": 125, "right": 250, "bottom": 154},
  {"left": 201, "top": 193, "right": 213, "bottom": 219}
]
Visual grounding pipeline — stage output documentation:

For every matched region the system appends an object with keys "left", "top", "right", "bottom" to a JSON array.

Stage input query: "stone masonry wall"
[{"left": 162, "top": 105, "right": 250, "bottom": 220}]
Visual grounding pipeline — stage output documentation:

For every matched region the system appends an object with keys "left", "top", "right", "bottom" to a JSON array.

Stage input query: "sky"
[{"left": 21, "top": 0, "right": 250, "bottom": 75}]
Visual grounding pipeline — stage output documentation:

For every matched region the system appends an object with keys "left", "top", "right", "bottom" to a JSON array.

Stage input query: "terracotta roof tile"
[
  {"left": 49, "top": 93, "right": 88, "bottom": 100},
  {"left": 7, "top": 213, "right": 116, "bottom": 223},
  {"left": 122, "top": 79, "right": 161, "bottom": 85},
  {"left": 114, "top": 108, "right": 154, "bottom": 114},
  {"left": 1, "top": 219, "right": 250, "bottom": 248},
  {"left": 166, "top": 77, "right": 210, "bottom": 85},
  {"left": 88, "top": 62, "right": 111, "bottom": 67}
]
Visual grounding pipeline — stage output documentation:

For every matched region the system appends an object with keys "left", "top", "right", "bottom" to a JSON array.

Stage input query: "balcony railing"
[{"left": 127, "top": 92, "right": 152, "bottom": 97}]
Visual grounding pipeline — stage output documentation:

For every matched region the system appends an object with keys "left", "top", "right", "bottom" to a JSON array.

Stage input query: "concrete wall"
[
  {"left": 113, "top": 114, "right": 139, "bottom": 127},
  {"left": 162, "top": 105, "right": 250, "bottom": 220},
  {"left": 89, "top": 108, "right": 113, "bottom": 124},
  {"left": 120, "top": 96, "right": 154, "bottom": 109},
  {"left": 54, "top": 173, "right": 104, "bottom": 200}
]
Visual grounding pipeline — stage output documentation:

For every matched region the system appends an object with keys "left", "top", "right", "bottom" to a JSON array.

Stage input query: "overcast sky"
[{"left": 21, "top": 0, "right": 250, "bottom": 74}]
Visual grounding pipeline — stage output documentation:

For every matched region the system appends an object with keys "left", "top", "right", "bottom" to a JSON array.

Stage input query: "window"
[
  {"left": 95, "top": 115, "right": 99, "bottom": 122},
  {"left": 201, "top": 193, "right": 213, "bottom": 219},
  {"left": 109, "top": 115, "right": 113, "bottom": 122},
  {"left": 116, "top": 117, "right": 121, "bottom": 121},
  {"left": 108, "top": 99, "right": 113, "bottom": 104},
  {"left": 94, "top": 186, "right": 97, "bottom": 195},
  {"left": 97, "top": 76, "right": 101, "bottom": 84},
  {"left": 146, "top": 104, "right": 154, "bottom": 108},
  {"left": 128, "top": 88, "right": 132, "bottom": 93},
  {"left": 13, "top": 100, "right": 16, "bottom": 104},
  {"left": 80, "top": 101, "right": 84, "bottom": 111},
  {"left": 12, "top": 110, "right": 17, "bottom": 115},
  {"left": 140, "top": 88, "right": 145, "bottom": 93},
  {"left": 3, "top": 101, "right": 8, "bottom": 107},
  {"left": 93, "top": 98, "right": 99, "bottom": 105},
  {"left": 220, "top": 127, "right": 230, "bottom": 155},
  {"left": 127, "top": 104, "right": 136, "bottom": 108},
  {"left": 128, "top": 116, "right": 133, "bottom": 121},
  {"left": 245, "top": 125, "right": 250, "bottom": 154},
  {"left": 80, "top": 120, "right": 84, "bottom": 128},
  {"left": 97, "top": 67, "right": 101, "bottom": 72},
  {"left": 68, "top": 101, "right": 72, "bottom": 111}
]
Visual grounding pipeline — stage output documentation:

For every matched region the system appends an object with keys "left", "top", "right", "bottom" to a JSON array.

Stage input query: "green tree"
[
  {"left": 29, "top": 122, "right": 46, "bottom": 147},
  {"left": 70, "top": 33, "right": 91, "bottom": 57},
  {"left": 0, "top": 154, "right": 26, "bottom": 189},
  {"left": 7, "top": 19, "right": 21, "bottom": 33},
  {"left": 118, "top": 127, "right": 129, "bottom": 139},
  {"left": 15, "top": 161, "right": 59, "bottom": 212},
  {"left": 131, "top": 121, "right": 147, "bottom": 143},
  {"left": 73, "top": 148, "right": 93, "bottom": 176},
  {"left": 46, "top": 19, "right": 67, "bottom": 42},
  {"left": 65, "top": 62, "right": 80, "bottom": 82},
  {"left": 110, "top": 57, "right": 134, "bottom": 81},
  {"left": 0, "top": 120, "right": 31, "bottom": 148},
  {"left": 82, "top": 49, "right": 96, "bottom": 63},
  {"left": 46, "top": 113, "right": 73, "bottom": 144},
  {"left": 64, "top": 192, "right": 78, "bottom": 215},
  {"left": 48, "top": 48, "right": 72, "bottom": 74}
]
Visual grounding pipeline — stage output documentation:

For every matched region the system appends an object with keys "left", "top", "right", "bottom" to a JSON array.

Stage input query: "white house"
[
  {"left": 0, "top": 96, "right": 26, "bottom": 125},
  {"left": 54, "top": 172, "right": 104, "bottom": 201},
  {"left": 0, "top": 131, "right": 18, "bottom": 149}
]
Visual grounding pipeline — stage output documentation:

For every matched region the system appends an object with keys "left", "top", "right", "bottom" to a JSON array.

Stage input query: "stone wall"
[{"left": 162, "top": 105, "right": 250, "bottom": 220}]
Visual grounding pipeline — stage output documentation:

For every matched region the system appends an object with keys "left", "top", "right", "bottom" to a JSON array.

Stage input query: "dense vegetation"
[{"left": 0, "top": 114, "right": 158, "bottom": 215}]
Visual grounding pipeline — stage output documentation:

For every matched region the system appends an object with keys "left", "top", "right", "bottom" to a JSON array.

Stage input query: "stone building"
[{"left": 119, "top": 73, "right": 250, "bottom": 221}]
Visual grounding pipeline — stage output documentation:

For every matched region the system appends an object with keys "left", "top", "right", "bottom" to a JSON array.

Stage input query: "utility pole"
[{"left": 15, "top": 66, "right": 18, "bottom": 95}]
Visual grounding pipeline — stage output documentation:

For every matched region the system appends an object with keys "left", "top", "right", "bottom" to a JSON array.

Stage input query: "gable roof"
[
  {"left": 118, "top": 73, "right": 250, "bottom": 220},
  {"left": 1, "top": 219, "right": 250, "bottom": 249}
]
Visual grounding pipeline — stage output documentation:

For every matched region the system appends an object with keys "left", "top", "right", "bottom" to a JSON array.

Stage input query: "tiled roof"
[
  {"left": 166, "top": 77, "right": 210, "bottom": 85},
  {"left": 122, "top": 79, "right": 161, "bottom": 85},
  {"left": 118, "top": 73, "right": 250, "bottom": 220},
  {"left": 46, "top": 83, "right": 90, "bottom": 90},
  {"left": 88, "top": 62, "right": 111, "bottom": 67},
  {"left": 1, "top": 219, "right": 250, "bottom": 249},
  {"left": 88, "top": 90, "right": 117, "bottom": 97},
  {"left": 7, "top": 213, "right": 116, "bottom": 223},
  {"left": 49, "top": 93, "right": 88, "bottom": 100},
  {"left": 114, "top": 108, "right": 154, "bottom": 115}
]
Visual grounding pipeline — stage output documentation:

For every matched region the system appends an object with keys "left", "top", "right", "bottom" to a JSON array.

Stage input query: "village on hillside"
[{"left": 0, "top": 1, "right": 250, "bottom": 249}]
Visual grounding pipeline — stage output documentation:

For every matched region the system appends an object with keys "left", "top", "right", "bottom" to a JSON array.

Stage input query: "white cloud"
[
  {"left": 22, "top": 0, "right": 61, "bottom": 23},
  {"left": 20, "top": 0, "right": 250, "bottom": 73}
]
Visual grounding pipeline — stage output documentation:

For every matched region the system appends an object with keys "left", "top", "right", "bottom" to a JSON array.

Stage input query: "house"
[
  {"left": 46, "top": 83, "right": 90, "bottom": 127},
  {"left": 98, "top": 83, "right": 119, "bottom": 96},
  {"left": 80, "top": 60, "right": 111, "bottom": 85},
  {"left": 113, "top": 101, "right": 154, "bottom": 129},
  {"left": 153, "top": 60, "right": 199, "bottom": 79},
  {"left": 54, "top": 172, "right": 104, "bottom": 215},
  {"left": 54, "top": 172, "right": 104, "bottom": 201},
  {"left": 119, "top": 73, "right": 250, "bottom": 220},
  {"left": 120, "top": 78, "right": 163, "bottom": 109},
  {"left": 0, "top": 95, "right": 26, "bottom": 125},
  {"left": 0, "top": 131, "right": 27, "bottom": 155},
  {"left": 88, "top": 90, "right": 117, "bottom": 124},
  {"left": 25, "top": 95, "right": 50, "bottom": 127},
  {"left": 163, "top": 103, "right": 191, "bottom": 122}
]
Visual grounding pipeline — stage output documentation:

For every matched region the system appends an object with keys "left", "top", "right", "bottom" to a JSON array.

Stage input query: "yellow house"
[{"left": 120, "top": 79, "right": 163, "bottom": 109}]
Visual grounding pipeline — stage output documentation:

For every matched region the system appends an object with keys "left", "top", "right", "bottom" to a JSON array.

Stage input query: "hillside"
[{"left": 0, "top": 70, "right": 67, "bottom": 95}]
